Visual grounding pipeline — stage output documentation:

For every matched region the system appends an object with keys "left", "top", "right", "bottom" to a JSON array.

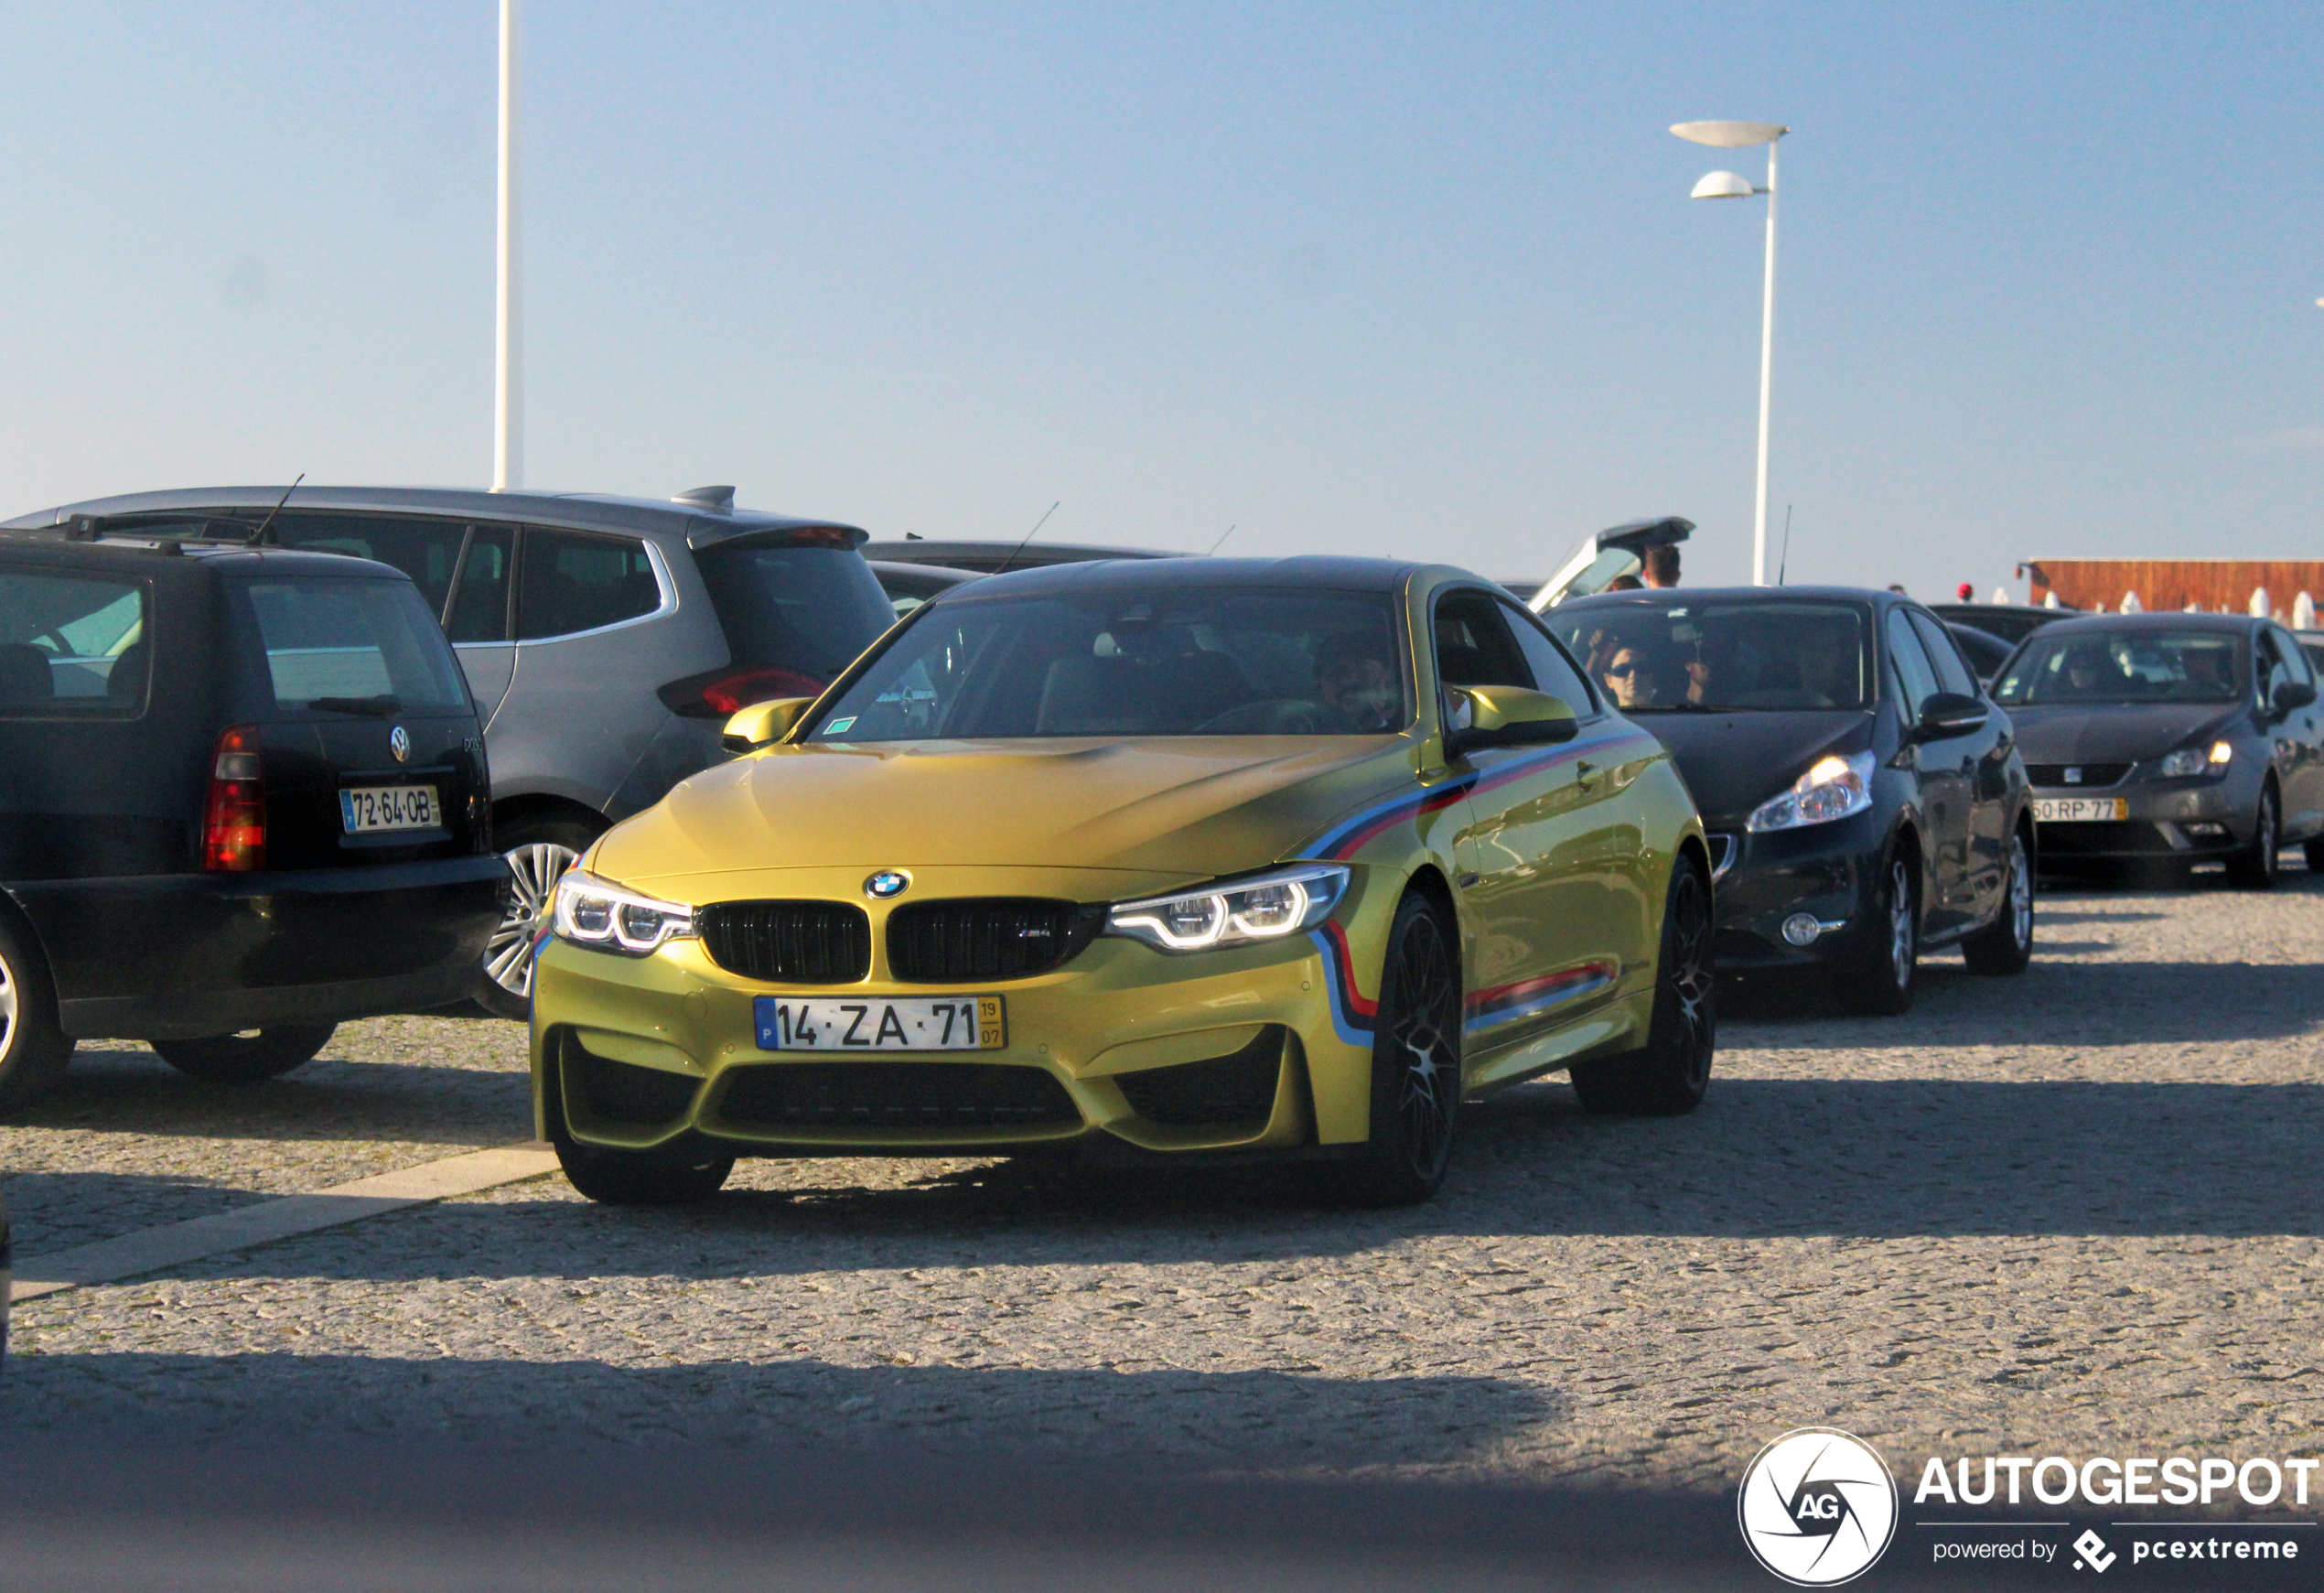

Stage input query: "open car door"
[{"left": 1524, "top": 516, "right": 1694, "bottom": 613}]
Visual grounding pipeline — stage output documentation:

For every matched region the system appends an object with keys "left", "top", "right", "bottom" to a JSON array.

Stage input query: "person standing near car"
[{"left": 1642, "top": 544, "right": 1680, "bottom": 588}]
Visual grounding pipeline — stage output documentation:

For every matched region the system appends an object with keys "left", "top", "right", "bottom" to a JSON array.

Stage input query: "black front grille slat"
[
  {"left": 717, "top": 1062, "right": 1080, "bottom": 1129},
  {"left": 698, "top": 900, "right": 870, "bottom": 984},
  {"left": 2027, "top": 763, "right": 2133, "bottom": 788},
  {"left": 888, "top": 899, "right": 1103, "bottom": 984}
]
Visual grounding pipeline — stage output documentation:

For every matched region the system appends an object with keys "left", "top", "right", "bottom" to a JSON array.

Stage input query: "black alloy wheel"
[
  {"left": 1836, "top": 851, "right": 1920, "bottom": 1016},
  {"left": 1962, "top": 828, "right": 2036, "bottom": 975},
  {"left": 0, "top": 915, "right": 74, "bottom": 1114},
  {"left": 2224, "top": 782, "right": 2280, "bottom": 891},
  {"left": 546, "top": 1065, "right": 734, "bottom": 1207},
  {"left": 1342, "top": 891, "right": 1465, "bottom": 1207},
  {"left": 151, "top": 1025, "right": 338, "bottom": 1084},
  {"left": 479, "top": 816, "right": 599, "bottom": 1019},
  {"left": 1570, "top": 853, "right": 1716, "bottom": 1115}
]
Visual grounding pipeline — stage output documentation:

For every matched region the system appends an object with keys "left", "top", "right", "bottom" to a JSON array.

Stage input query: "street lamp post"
[
  {"left": 1673, "top": 120, "right": 1788, "bottom": 585},
  {"left": 494, "top": 0, "right": 522, "bottom": 492}
]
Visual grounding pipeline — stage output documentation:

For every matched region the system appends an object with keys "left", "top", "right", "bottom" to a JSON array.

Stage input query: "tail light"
[
  {"left": 659, "top": 665, "right": 827, "bottom": 718},
  {"left": 203, "top": 725, "right": 266, "bottom": 872}
]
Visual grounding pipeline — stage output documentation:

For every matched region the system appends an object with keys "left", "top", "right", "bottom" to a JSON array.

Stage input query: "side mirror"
[
  {"left": 2274, "top": 679, "right": 2318, "bottom": 716},
  {"left": 1445, "top": 685, "right": 1578, "bottom": 759},
  {"left": 1912, "top": 691, "right": 1989, "bottom": 740},
  {"left": 721, "top": 696, "right": 814, "bottom": 754}
]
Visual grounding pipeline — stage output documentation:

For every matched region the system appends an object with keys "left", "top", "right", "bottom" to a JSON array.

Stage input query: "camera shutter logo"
[{"left": 1737, "top": 1427, "right": 1898, "bottom": 1586}]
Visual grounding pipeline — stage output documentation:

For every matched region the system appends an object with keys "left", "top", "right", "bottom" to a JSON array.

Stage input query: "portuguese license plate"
[
  {"left": 2034, "top": 797, "right": 2127, "bottom": 823},
  {"left": 339, "top": 783, "right": 440, "bottom": 833},
  {"left": 754, "top": 995, "right": 1005, "bottom": 1052}
]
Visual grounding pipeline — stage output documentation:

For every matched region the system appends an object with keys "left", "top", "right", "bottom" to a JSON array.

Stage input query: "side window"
[
  {"left": 516, "top": 530, "right": 661, "bottom": 641},
  {"left": 1433, "top": 588, "right": 1534, "bottom": 692},
  {"left": 1908, "top": 611, "right": 1977, "bottom": 698},
  {"left": 2274, "top": 628, "right": 2314, "bottom": 687},
  {"left": 1499, "top": 597, "right": 1598, "bottom": 714},
  {"left": 0, "top": 567, "right": 150, "bottom": 715},
  {"left": 2258, "top": 630, "right": 2297, "bottom": 708},
  {"left": 1885, "top": 608, "right": 1942, "bottom": 723},
  {"left": 445, "top": 525, "right": 513, "bottom": 643},
  {"left": 267, "top": 512, "right": 471, "bottom": 619}
]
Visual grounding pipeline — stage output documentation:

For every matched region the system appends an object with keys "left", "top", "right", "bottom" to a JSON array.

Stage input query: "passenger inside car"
[{"left": 1314, "top": 630, "right": 1403, "bottom": 732}]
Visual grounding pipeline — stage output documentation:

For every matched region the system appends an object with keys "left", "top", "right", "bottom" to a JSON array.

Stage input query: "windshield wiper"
[{"left": 309, "top": 694, "right": 403, "bottom": 717}]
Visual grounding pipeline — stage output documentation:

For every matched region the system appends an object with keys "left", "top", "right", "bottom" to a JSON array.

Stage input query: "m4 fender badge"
[
  {"left": 865, "top": 870, "right": 910, "bottom": 899},
  {"left": 389, "top": 726, "right": 411, "bottom": 762}
]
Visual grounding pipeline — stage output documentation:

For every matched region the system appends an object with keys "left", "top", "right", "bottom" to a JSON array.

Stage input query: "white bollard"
[
  {"left": 2043, "top": 591, "right": 2060, "bottom": 608},
  {"left": 1991, "top": 586, "right": 2010, "bottom": 604},
  {"left": 2121, "top": 591, "right": 2142, "bottom": 613},
  {"left": 2250, "top": 587, "right": 2271, "bottom": 619},
  {"left": 2295, "top": 592, "right": 2316, "bottom": 630}
]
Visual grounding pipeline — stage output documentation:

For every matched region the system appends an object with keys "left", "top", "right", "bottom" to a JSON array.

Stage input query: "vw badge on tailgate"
[
  {"left": 389, "top": 726, "right": 411, "bottom": 762},
  {"left": 865, "top": 870, "right": 909, "bottom": 899}
]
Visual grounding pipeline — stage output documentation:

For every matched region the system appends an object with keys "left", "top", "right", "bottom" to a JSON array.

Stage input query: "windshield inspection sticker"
[{"left": 823, "top": 716, "right": 855, "bottom": 735}]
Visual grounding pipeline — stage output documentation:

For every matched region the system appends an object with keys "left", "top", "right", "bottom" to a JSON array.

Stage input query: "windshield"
[
  {"left": 241, "top": 577, "right": 470, "bottom": 713},
  {"left": 1552, "top": 600, "right": 1874, "bottom": 712},
  {"left": 694, "top": 543, "right": 896, "bottom": 689},
  {"left": 1994, "top": 629, "right": 2243, "bottom": 705},
  {"left": 807, "top": 587, "right": 1408, "bottom": 741}
]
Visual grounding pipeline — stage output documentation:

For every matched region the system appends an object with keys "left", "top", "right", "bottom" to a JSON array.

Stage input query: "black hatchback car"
[
  {"left": 1552, "top": 587, "right": 2035, "bottom": 1014},
  {"left": 1993, "top": 612, "right": 2323, "bottom": 887},
  {"left": 0, "top": 530, "right": 507, "bottom": 1109}
]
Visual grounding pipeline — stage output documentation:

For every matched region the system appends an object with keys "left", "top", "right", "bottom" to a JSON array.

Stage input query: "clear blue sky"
[{"left": 1, "top": 2, "right": 2317, "bottom": 596}]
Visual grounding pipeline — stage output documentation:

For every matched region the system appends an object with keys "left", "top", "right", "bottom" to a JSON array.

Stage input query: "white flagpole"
[{"left": 493, "top": 0, "right": 522, "bottom": 491}]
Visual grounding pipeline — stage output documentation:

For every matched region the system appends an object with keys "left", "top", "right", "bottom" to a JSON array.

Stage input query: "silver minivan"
[{"left": 4, "top": 486, "right": 896, "bottom": 1015}]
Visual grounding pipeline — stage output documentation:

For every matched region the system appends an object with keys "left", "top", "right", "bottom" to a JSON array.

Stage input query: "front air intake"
[{"left": 696, "top": 900, "right": 871, "bottom": 984}]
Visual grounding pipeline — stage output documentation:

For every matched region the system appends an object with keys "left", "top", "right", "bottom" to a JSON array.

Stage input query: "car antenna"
[
  {"left": 1776, "top": 504, "right": 1792, "bottom": 586},
  {"left": 991, "top": 501, "right": 1058, "bottom": 575},
  {"left": 1208, "top": 522, "right": 1236, "bottom": 555},
  {"left": 244, "top": 474, "right": 305, "bottom": 545}
]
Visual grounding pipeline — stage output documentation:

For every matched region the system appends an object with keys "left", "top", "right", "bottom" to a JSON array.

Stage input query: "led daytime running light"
[
  {"left": 1105, "top": 865, "right": 1350, "bottom": 953},
  {"left": 552, "top": 870, "right": 697, "bottom": 956}
]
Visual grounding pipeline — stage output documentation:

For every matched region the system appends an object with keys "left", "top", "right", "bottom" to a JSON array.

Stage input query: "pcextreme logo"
[{"left": 1738, "top": 1427, "right": 1899, "bottom": 1586}]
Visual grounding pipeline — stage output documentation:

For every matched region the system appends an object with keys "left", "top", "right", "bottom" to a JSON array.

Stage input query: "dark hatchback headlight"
[
  {"left": 1104, "top": 865, "right": 1350, "bottom": 953},
  {"left": 1746, "top": 750, "right": 1877, "bottom": 834},
  {"left": 2156, "top": 741, "right": 2233, "bottom": 780}
]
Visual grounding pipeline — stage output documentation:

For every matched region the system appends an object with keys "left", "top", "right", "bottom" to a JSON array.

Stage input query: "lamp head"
[
  {"left": 1671, "top": 120, "right": 1788, "bottom": 148},
  {"left": 1689, "top": 170, "right": 1760, "bottom": 199}
]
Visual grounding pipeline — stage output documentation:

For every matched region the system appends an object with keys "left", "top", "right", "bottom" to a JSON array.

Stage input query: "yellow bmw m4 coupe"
[{"left": 531, "top": 557, "right": 1714, "bottom": 1206}]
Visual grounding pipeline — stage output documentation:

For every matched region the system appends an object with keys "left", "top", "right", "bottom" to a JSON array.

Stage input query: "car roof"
[
  {"left": 938, "top": 554, "right": 1422, "bottom": 598},
  {"left": 0, "top": 533, "right": 411, "bottom": 583},
  {"left": 2027, "top": 610, "right": 2265, "bottom": 635},
  {"left": 1, "top": 486, "right": 868, "bottom": 552},
  {"left": 1558, "top": 584, "right": 1898, "bottom": 608}
]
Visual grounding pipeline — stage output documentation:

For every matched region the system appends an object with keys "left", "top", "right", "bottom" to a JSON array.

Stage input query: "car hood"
[
  {"left": 593, "top": 735, "right": 1425, "bottom": 896},
  {"left": 1629, "top": 709, "right": 1871, "bottom": 829},
  {"left": 2007, "top": 703, "right": 2240, "bottom": 765}
]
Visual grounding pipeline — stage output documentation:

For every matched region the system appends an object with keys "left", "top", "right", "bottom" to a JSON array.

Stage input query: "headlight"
[
  {"left": 1747, "top": 749, "right": 1877, "bottom": 834},
  {"left": 2157, "top": 741, "right": 2233, "bottom": 779},
  {"left": 1105, "top": 865, "right": 1350, "bottom": 953},
  {"left": 551, "top": 869, "right": 696, "bottom": 955}
]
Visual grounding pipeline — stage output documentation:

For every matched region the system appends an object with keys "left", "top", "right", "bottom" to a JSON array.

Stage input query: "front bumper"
[
  {"left": 1703, "top": 811, "right": 1883, "bottom": 972},
  {"left": 8, "top": 856, "right": 511, "bottom": 1039},
  {"left": 2028, "top": 778, "right": 2250, "bottom": 861},
  {"left": 529, "top": 866, "right": 1404, "bottom": 1158}
]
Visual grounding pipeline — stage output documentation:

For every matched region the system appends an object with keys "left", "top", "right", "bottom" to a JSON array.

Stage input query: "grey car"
[{"left": 3, "top": 485, "right": 897, "bottom": 1013}]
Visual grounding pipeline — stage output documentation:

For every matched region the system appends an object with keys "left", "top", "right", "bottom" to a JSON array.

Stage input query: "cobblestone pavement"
[{"left": 5, "top": 872, "right": 2321, "bottom": 1491}]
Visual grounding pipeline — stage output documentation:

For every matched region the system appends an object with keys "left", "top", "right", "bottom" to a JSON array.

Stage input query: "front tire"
[
  {"left": 151, "top": 1025, "right": 336, "bottom": 1083},
  {"left": 479, "top": 817, "right": 598, "bottom": 1018},
  {"left": 1340, "top": 891, "right": 1464, "bottom": 1207},
  {"left": 1962, "top": 828, "right": 2035, "bottom": 975},
  {"left": 1569, "top": 852, "right": 1716, "bottom": 1115},
  {"left": 0, "top": 916, "right": 74, "bottom": 1114},
  {"left": 1835, "top": 850, "right": 1920, "bottom": 1016},
  {"left": 2224, "top": 782, "right": 2280, "bottom": 891}
]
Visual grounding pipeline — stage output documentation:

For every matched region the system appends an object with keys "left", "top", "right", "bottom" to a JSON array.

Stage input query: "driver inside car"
[{"left": 1313, "top": 631, "right": 1404, "bottom": 732}]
